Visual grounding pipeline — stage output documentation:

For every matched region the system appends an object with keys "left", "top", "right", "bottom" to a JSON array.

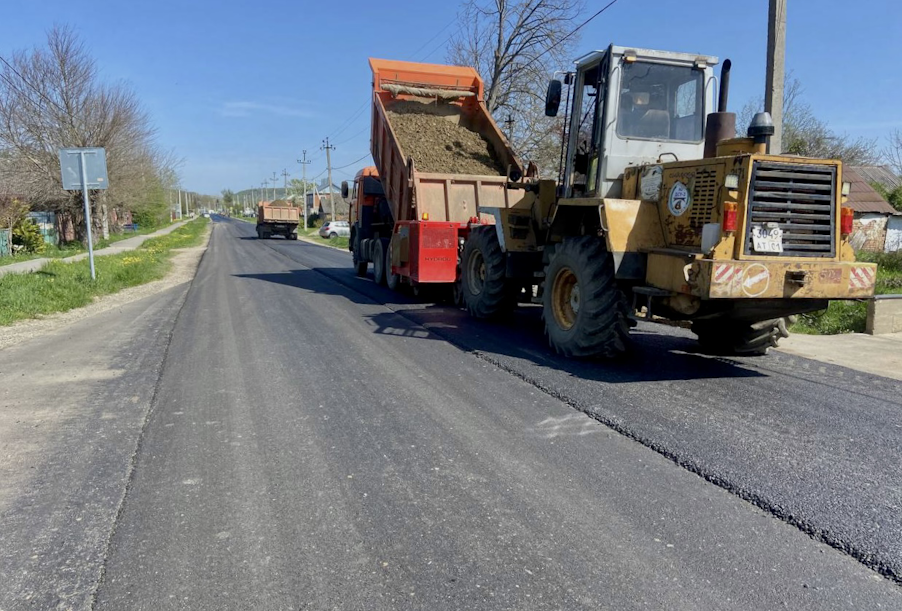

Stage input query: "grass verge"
[
  {"left": 0, "top": 217, "right": 208, "bottom": 327},
  {"left": 792, "top": 251, "right": 902, "bottom": 334},
  {"left": 0, "top": 224, "right": 166, "bottom": 267}
]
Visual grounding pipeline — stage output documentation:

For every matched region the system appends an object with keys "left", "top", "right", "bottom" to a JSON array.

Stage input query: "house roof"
[
  {"left": 844, "top": 168, "right": 899, "bottom": 215},
  {"left": 849, "top": 165, "right": 902, "bottom": 190}
]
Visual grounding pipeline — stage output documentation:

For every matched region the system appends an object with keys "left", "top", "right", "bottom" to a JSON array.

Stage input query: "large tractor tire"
[
  {"left": 460, "top": 226, "right": 516, "bottom": 319},
  {"left": 372, "top": 238, "right": 389, "bottom": 286},
  {"left": 692, "top": 318, "right": 790, "bottom": 356},
  {"left": 542, "top": 237, "right": 630, "bottom": 358}
]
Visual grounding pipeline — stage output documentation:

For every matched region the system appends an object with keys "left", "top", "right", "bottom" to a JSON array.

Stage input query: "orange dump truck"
[
  {"left": 256, "top": 201, "right": 299, "bottom": 240},
  {"left": 345, "top": 58, "right": 534, "bottom": 291}
]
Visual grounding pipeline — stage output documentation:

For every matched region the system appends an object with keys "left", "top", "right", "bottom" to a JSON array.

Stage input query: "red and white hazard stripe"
[
  {"left": 849, "top": 266, "right": 876, "bottom": 289},
  {"left": 713, "top": 263, "right": 739, "bottom": 284}
]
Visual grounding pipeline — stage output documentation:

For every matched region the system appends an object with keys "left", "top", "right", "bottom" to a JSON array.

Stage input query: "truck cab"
[{"left": 560, "top": 45, "right": 717, "bottom": 200}]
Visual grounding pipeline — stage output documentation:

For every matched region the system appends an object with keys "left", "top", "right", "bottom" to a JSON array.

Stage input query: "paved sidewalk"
[
  {"left": 0, "top": 221, "right": 189, "bottom": 278},
  {"left": 778, "top": 331, "right": 902, "bottom": 381}
]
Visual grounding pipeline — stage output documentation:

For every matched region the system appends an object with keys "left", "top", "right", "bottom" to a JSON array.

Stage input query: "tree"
[
  {"left": 221, "top": 189, "right": 235, "bottom": 207},
  {"left": 882, "top": 129, "right": 902, "bottom": 176},
  {"left": 0, "top": 26, "right": 175, "bottom": 243},
  {"left": 738, "top": 76, "right": 878, "bottom": 165},
  {"left": 448, "top": 0, "right": 584, "bottom": 176},
  {"left": 872, "top": 182, "right": 902, "bottom": 213}
]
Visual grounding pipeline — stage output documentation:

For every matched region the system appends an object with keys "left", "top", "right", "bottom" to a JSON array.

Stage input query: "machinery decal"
[
  {"left": 711, "top": 263, "right": 742, "bottom": 297},
  {"left": 668, "top": 181, "right": 690, "bottom": 216},
  {"left": 640, "top": 165, "right": 663, "bottom": 201},
  {"left": 741, "top": 264, "right": 771, "bottom": 297},
  {"left": 849, "top": 266, "right": 876, "bottom": 290}
]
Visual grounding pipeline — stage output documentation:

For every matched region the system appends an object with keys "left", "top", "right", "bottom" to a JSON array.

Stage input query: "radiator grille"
[
  {"left": 745, "top": 161, "right": 837, "bottom": 257},
  {"left": 688, "top": 169, "right": 719, "bottom": 229}
]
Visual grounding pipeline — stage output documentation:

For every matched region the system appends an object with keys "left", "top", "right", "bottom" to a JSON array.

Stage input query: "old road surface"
[{"left": 2, "top": 215, "right": 901, "bottom": 610}]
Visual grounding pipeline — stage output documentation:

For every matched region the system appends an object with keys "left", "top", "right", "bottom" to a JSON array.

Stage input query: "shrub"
[{"left": 12, "top": 219, "right": 45, "bottom": 254}]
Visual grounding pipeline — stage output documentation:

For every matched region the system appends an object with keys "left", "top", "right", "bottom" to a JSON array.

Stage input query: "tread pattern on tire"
[
  {"left": 542, "top": 236, "right": 630, "bottom": 358},
  {"left": 693, "top": 318, "right": 790, "bottom": 356},
  {"left": 372, "top": 238, "right": 388, "bottom": 286},
  {"left": 461, "top": 226, "right": 515, "bottom": 319}
]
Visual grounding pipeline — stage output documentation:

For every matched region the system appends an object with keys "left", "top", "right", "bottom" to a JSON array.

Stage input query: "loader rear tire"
[
  {"left": 542, "top": 237, "right": 630, "bottom": 358},
  {"left": 372, "top": 238, "right": 388, "bottom": 286},
  {"left": 461, "top": 226, "right": 515, "bottom": 319},
  {"left": 693, "top": 318, "right": 790, "bottom": 356}
]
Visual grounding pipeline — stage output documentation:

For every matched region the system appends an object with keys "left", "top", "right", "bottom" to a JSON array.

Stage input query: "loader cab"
[{"left": 553, "top": 45, "right": 718, "bottom": 199}]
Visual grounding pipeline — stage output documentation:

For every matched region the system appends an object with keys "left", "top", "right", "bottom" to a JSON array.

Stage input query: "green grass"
[
  {"left": 140, "top": 217, "right": 209, "bottom": 250},
  {"left": 0, "top": 217, "right": 209, "bottom": 327},
  {"left": 0, "top": 223, "right": 168, "bottom": 267},
  {"left": 791, "top": 251, "right": 902, "bottom": 335}
]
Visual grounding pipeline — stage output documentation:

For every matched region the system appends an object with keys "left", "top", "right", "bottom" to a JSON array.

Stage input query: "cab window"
[{"left": 616, "top": 61, "right": 704, "bottom": 142}]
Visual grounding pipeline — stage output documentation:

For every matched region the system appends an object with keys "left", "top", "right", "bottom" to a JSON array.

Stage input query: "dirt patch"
[{"left": 387, "top": 100, "right": 505, "bottom": 175}]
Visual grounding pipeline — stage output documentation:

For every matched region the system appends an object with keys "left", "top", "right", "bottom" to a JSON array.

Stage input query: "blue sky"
[{"left": 5, "top": 0, "right": 900, "bottom": 195}]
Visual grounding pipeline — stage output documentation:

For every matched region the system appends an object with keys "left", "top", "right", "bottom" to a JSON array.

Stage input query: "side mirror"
[
  {"left": 544, "top": 79, "right": 562, "bottom": 117},
  {"left": 340, "top": 180, "right": 349, "bottom": 199}
]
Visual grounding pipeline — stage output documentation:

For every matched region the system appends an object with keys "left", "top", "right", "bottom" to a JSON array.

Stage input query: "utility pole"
[
  {"left": 261, "top": 181, "right": 268, "bottom": 203},
  {"left": 281, "top": 168, "right": 290, "bottom": 204},
  {"left": 322, "top": 137, "right": 336, "bottom": 220},
  {"left": 297, "top": 150, "right": 311, "bottom": 230},
  {"left": 271, "top": 171, "right": 278, "bottom": 201},
  {"left": 765, "top": 0, "right": 786, "bottom": 154},
  {"left": 177, "top": 189, "right": 183, "bottom": 220}
]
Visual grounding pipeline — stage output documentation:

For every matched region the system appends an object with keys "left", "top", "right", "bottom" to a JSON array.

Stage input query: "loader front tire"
[
  {"left": 692, "top": 318, "right": 790, "bottom": 356},
  {"left": 461, "top": 226, "right": 515, "bottom": 319},
  {"left": 542, "top": 237, "right": 630, "bottom": 358}
]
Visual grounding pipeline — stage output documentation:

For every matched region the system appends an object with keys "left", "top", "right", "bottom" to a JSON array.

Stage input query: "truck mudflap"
[{"left": 689, "top": 259, "right": 878, "bottom": 300}]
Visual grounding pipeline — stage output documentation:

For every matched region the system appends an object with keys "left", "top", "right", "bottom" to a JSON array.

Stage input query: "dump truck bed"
[
  {"left": 257, "top": 205, "right": 300, "bottom": 225},
  {"left": 369, "top": 58, "right": 526, "bottom": 224}
]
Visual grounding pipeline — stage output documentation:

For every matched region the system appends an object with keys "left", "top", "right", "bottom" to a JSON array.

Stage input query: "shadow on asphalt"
[{"left": 234, "top": 268, "right": 764, "bottom": 384}]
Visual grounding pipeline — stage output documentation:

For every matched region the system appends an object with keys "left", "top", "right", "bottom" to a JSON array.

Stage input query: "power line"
[
  {"left": 410, "top": 18, "right": 457, "bottom": 58},
  {"left": 332, "top": 153, "right": 371, "bottom": 171},
  {"left": 0, "top": 54, "right": 69, "bottom": 117},
  {"left": 534, "top": 0, "right": 622, "bottom": 63},
  {"left": 334, "top": 126, "right": 369, "bottom": 147}
]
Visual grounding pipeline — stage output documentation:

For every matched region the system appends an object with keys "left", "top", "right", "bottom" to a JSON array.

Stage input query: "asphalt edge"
[{"left": 87, "top": 224, "right": 214, "bottom": 608}]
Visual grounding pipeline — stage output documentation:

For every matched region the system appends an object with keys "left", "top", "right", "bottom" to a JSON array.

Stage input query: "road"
[{"left": 3, "top": 216, "right": 901, "bottom": 609}]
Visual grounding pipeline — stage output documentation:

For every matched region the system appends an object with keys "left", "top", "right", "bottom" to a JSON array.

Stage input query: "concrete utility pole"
[
  {"left": 271, "top": 172, "right": 278, "bottom": 201},
  {"left": 765, "top": 0, "right": 786, "bottom": 154},
  {"left": 261, "top": 181, "right": 268, "bottom": 203},
  {"left": 297, "top": 150, "right": 311, "bottom": 230},
  {"left": 177, "top": 189, "right": 183, "bottom": 220},
  {"left": 322, "top": 137, "right": 336, "bottom": 220},
  {"left": 281, "top": 169, "right": 290, "bottom": 203}
]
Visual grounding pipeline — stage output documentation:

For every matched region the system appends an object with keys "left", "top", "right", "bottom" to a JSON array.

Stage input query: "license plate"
[{"left": 751, "top": 224, "right": 784, "bottom": 253}]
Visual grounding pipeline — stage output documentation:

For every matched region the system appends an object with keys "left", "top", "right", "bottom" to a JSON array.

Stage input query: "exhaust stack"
[{"left": 704, "top": 59, "right": 736, "bottom": 158}]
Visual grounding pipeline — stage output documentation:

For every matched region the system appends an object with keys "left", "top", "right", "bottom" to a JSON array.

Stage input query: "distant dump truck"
[
  {"left": 346, "top": 52, "right": 876, "bottom": 357},
  {"left": 256, "top": 200, "right": 299, "bottom": 240}
]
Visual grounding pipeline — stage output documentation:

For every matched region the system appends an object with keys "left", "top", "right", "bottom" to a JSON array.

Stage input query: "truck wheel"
[
  {"left": 461, "top": 226, "right": 515, "bottom": 319},
  {"left": 352, "top": 247, "right": 367, "bottom": 277},
  {"left": 542, "top": 237, "right": 630, "bottom": 358},
  {"left": 372, "top": 238, "right": 388, "bottom": 285},
  {"left": 256, "top": 228, "right": 263, "bottom": 239},
  {"left": 385, "top": 238, "right": 401, "bottom": 290},
  {"left": 692, "top": 318, "right": 790, "bottom": 356},
  {"left": 288, "top": 232, "right": 298, "bottom": 241}
]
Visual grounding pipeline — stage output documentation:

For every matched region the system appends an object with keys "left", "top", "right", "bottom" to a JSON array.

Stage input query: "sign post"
[{"left": 58, "top": 147, "right": 109, "bottom": 280}]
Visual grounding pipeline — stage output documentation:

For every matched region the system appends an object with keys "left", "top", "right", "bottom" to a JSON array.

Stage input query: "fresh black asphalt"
[{"left": 88, "top": 218, "right": 902, "bottom": 609}]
